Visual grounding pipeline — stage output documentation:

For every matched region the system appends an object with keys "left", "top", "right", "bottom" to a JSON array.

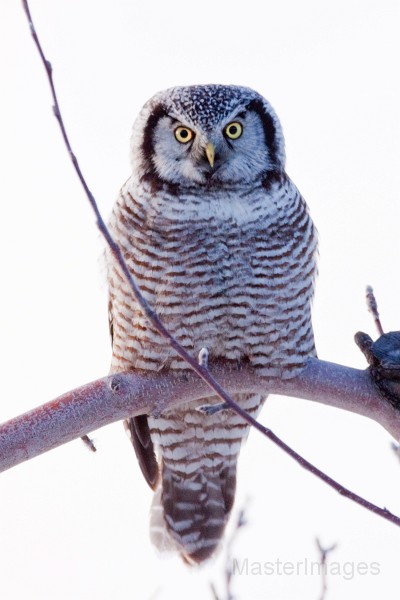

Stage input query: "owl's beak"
[{"left": 205, "top": 142, "right": 215, "bottom": 168}]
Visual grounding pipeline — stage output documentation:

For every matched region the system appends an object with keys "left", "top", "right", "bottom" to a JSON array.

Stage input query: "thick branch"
[{"left": 1, "top": 358, "right": 399, "bottom": 475}]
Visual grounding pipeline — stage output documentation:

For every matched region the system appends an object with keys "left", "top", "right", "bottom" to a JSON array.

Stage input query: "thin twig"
[
  {"left": 81, "top": 434, "right": 97, "bottom": 452},
  {"left": 20, "top": 0, "right": 400, "bottom": 532},
  {"left": 315, "top": 538, "right": 337, "bottom": 600},
  {"left": 366, "top": 286, "right": 384, "bottom": 336},
  {"left": 209, "top": 583, "right": 221, "bottom": 600},
  {"left": 225, "top": 508, "right": 247, "bottom": 600},
  {"left": 210, "top": 507, "right": 247, "bottom": 600}
]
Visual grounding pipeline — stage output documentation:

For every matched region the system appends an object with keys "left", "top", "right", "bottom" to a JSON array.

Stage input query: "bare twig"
[
  {"left": 17, "top": 0, "right": 400, "bottom": 533},
  {"left": 209, "top": 583, "right": 221, "bottom": 600},
  {"left": 366, "top": 286, "right": 384, "bottom": 336},
  {"left": 225, "top": 508, "right": 247, "bottom": 600},
  {"left": 81, "top": 434, "right": 97, "bottom": 452},
  {"left": 210, "top": 507, "right": 247, "bottom": 600},
  {"left": 315, "top": 538, "right": 337, "bottom": 600}
]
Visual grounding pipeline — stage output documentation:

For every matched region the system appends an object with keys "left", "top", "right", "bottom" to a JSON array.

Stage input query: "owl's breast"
[
  {"left": 145, "top": 195, "right": 278, "bottom": 362},
  {"left": 109, "top": 180, "right": 317, "bottom": 374}
]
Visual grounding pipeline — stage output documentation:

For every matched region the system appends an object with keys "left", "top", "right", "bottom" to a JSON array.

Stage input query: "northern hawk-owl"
[{"left": 107, "top": 84, "right": 317, "bottom": 564}]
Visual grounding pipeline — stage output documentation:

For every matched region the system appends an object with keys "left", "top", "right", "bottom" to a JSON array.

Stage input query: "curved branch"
[
  {"left": 1, "top": 357, "right": 399, "bottom": 469},
  {"left": 1, "top": 358, "right": 400, "bottom": 527}
]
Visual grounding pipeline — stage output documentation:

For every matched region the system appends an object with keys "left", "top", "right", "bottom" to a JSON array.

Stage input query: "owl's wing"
[
  {"left": 124, "top": 415, "right": 159, "bottom": 490},
  {"left": 108, "top": 299, "right": 159, "bottom": 490}
]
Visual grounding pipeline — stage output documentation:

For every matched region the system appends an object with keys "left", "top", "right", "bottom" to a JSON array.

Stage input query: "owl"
[{"left": 107, "top": 84, "right": 317, "bottom": 564}]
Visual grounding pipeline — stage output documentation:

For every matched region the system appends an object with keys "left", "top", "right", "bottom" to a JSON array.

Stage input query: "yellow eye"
[
  {"left": 175, "top": 126, "right": 194, "bottom": 144},
  {"left": 224, "top": 122, "right": 243, "bottom": 140}
]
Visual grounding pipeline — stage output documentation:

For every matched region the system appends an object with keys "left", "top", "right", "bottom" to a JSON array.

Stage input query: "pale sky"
[{"left": 1, "top": 1, "right": 400, "bottom": 599}]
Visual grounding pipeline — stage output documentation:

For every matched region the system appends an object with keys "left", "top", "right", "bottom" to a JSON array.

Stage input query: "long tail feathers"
[{"left": 150, "top": 461, "right": 237, "bottom": 564}]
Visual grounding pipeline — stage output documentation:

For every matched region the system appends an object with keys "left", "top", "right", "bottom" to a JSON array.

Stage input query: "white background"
[{"left": 1, "top": 1, "right": 400, "bottom": 599}]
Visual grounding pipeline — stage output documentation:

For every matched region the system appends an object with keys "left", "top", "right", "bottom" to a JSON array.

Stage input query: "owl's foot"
[
  {"left": 198, "top": 347, "right": 209, "bottom": 369},
  {"left": 196, "top": 401, "right": 229, "bottom": 415}
]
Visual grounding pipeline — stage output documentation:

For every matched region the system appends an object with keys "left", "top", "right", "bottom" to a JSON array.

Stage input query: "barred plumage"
[{"left": 107, "top": 84, "right": 317, "bottom": 563}]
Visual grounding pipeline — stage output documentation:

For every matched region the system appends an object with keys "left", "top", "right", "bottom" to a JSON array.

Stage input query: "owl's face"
[
  {"left": 131, "top": 85, "right": 286, "bottom": 190},
  {"left": 150, "top": 108, "right": 271, "bottom": 187}
]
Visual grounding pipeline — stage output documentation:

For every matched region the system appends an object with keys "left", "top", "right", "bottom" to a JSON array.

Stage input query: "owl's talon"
[
  {"left": 151, "top": 397, "right": 170, "bottom": 419},
  {"left": 198, "top": 347, "right": 209, "bottom": 369},
  {"left": 197, "top": 402, "right": 229, "bottom": 415},
  {"left": 151, "top": 407, "right": 162, "bottom": 419}
]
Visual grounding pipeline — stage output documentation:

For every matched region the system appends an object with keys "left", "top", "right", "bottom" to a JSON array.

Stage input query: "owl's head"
[{"left": 131, "top": 85, "right": 285, "bottom": 190}]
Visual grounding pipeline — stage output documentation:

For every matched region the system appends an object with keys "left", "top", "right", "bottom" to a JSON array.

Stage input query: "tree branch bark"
[{"left": 1, "top": 357, "right": 399, "bottom": 475}]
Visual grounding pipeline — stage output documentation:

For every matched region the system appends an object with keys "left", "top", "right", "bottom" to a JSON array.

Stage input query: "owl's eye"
[
  {"left": 224, "top": 122, "right": 243, "bottom": 140},
  {"left": 175, "top": 126, "right": 194, "bottom": 144}
]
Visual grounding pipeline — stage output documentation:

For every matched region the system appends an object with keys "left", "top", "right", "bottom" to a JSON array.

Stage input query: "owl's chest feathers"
[
  {"left": 130, "top": 185, "right": 303, "bottom": 322},
  {"left": 142, "top": 189, "right": 277, "bottom": 289},
  {"left": 111, "top": 180, "right": 316, "bottom": 369}
]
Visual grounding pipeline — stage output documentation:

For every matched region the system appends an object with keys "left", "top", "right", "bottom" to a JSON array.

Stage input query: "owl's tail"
[
  {"left": 150, "top": 461, "right": 237, "bottom": 564},
  {"left": 148, "top": 392, "right": 265, "bottom": 563}
]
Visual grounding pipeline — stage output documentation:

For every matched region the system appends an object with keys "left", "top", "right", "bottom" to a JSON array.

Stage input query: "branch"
[{"left": 2, "top": 357, "right": 400, "bottom": 525}]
